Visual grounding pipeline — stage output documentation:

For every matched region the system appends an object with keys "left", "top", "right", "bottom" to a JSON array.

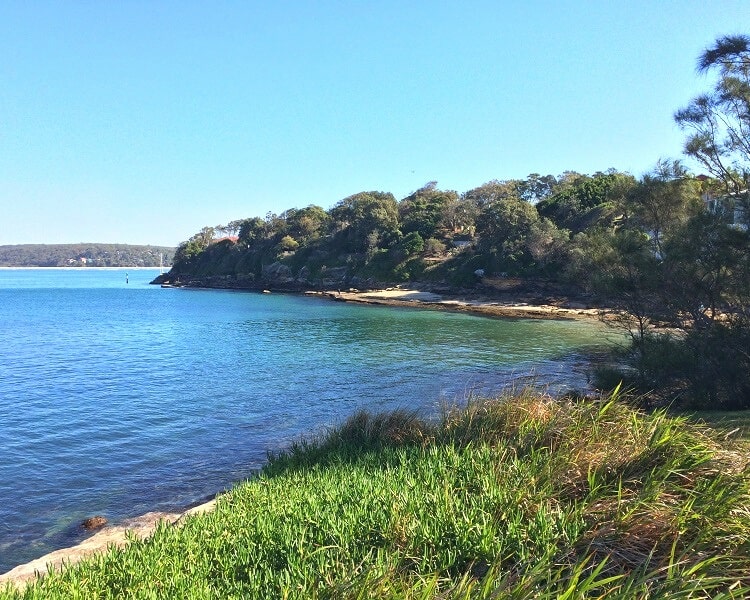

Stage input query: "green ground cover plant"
[{"left": 3, "top": 391, "right": 749, "bottom": 599}]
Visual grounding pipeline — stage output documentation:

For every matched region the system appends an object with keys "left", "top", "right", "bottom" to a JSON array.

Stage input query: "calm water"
[{"left": 0, "top": 268, "right": 610, "bottom": 572}]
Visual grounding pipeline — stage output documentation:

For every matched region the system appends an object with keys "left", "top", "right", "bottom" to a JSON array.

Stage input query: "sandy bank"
[
  {"left": 314, "top": 288, "right": 608, "bottom": 322},
  {"left": 0, "top": 499, "right": 217, "bottom": 589}
]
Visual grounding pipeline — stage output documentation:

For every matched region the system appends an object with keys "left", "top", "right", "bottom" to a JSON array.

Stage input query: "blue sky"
[{"left": 1, "top": 1, "right": 747, "bottom": 247}]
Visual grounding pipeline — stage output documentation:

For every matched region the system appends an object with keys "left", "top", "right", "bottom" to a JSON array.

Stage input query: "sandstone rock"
[{"left": 262, "top": 262, "right": 294, "bottom": 283}]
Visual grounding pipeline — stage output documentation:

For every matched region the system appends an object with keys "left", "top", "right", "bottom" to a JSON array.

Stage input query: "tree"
[
  {"left": 474, "top": 197, "right": 559, "bottom": 274},
  {"left": 225, "top": 219, "right": 246, "bottom": 237},
  {"left": 399, "top": 183, "right": 457, "bottom": 239},
  {"left": 172, "top": 226, "right": 216, "bottom": 269},
  {"left": 330, "top": 191, "right": 400, "bottom": 253},
  {"left": 285, "top": 205, "right": 330, "bottom": 243},
  {"left": 517, "top": 173, "right": 557, "bottom": 204},
  {"left": 662, "top": 212, "right": 750, "bottom": 328},
  {"left": 536, "top": 171, "right": 635, "bottom": 232},
  {"left": 238, "top": 217, "right": 268, "bottom": 246},
  {"left": 463, "top": 180, "right": 521, "bottom": 207},
  {"left": 395, "top": 231, "right": 425, "bottom": 258},
  {"left": 624, "top": 161, "right": 703, "bottom": 258},
  {"left": 277, "top": 235, "right": 299, "bottom": 253},
  {"left": 675, "top": 34, "right": 750, "bottom": 212}
]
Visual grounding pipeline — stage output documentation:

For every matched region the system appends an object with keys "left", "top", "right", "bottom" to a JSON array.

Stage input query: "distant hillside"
[{"left": 0, "top": 244, "right": 175, "bottom": 267}]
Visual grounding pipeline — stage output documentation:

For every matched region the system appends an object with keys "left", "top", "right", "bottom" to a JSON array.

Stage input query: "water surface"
[{"left": 0, "top": 268, "right": 610, "bottom": 572}]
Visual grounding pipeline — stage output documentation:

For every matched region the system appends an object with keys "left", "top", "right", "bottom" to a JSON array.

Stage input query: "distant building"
[{"left": 702, "top": 190, "right": 748, "bottom": 230}]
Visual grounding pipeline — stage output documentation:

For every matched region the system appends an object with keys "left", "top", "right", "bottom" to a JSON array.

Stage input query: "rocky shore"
[
  {"left": 0, "top": 500, "right": 218, "bottom": 588},
  {"left": 315, "top": 288, "right": 606, "bottom": 321},
  {"left": 152, "top": 273, "right": 609, "bottom": 322}
]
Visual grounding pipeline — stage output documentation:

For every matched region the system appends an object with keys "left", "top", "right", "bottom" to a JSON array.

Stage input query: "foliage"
[
  {"left": 675, "top": 34, "right": 750, "bottom": 209},
  {"left": 330, "top": 191, "right": 400, "bottom": 254},
  {"left": 4, "top": 394, "right": 749, "bottom": 598},
  {"left": 536, "top": 170, "right": 635, "bottom": 232},
  {"left": 625, "top": 160, "right": 703, "bottom": 257},
  {"left": 394, "top": 231, "right": 425, "bottom": 258},
  {"left": 475, "top": 197, "right": 565, "bottom": 275},
  {"left": 423, "top": 237, "right": 446, "bottom": 257},
  {"left": 277, "top": 235, "right": 300, "bottom": 253},
  {"left": 399, "top": 183, "right": 457, "bottom": 240},
  {"left": 285, "top": 205, "right": 331, "bottom": 244},
  {"left": 172, "top": 227, "right": 216, "bottom": 270}
]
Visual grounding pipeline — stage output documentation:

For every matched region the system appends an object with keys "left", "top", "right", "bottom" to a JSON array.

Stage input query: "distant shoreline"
[{"left": 0, "top": 266, "right": 168, "bottom": 270}]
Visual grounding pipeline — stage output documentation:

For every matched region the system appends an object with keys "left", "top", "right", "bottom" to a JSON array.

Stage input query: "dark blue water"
[{"left": 0, "top": 268, "right": 609, "bottom": 572}]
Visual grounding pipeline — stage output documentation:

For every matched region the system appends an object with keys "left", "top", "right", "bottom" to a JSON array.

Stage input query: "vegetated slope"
[
  {"left": 3, "top": 391, "right": 749, "bottom": 598},
  {"left": 0, "top": 244, "right": 175, "bottom": 267}
]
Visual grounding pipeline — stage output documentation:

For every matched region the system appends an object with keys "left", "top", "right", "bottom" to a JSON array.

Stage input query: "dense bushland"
[{"left": 3, "top": 392, "right": 749, "bottom": 598}]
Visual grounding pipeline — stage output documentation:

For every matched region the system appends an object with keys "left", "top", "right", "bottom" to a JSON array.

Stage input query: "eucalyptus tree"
[
  {"left": 285, "top": 205, "right": 330, "bottom": 244},
  {"left": 463, "top": 179, "right": 521, "bottom": 207},
  {"left": 172, "top": 226, "right": 216, "bottom": 270},
  {"left": 238, "top": 217, "right": 268, "bottom": 247},
  {"left": 517, "top": 173, "right": 558, "bottom": 204},
  {"left": 475, "top": 196, "right": 564, "bottom": 275},
  {"left": 536, "top": 170, "right": 635, "bottom": 232}
]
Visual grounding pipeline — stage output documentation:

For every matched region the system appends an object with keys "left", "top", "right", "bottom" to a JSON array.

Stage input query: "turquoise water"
[{"left": 0, "top": 268, "right": 609, "bottom": 573}]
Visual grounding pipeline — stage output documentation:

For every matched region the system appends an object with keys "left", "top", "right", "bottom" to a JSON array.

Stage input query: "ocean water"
[{"left": 0, "top": 268, "right": 610, "bottom": 573}]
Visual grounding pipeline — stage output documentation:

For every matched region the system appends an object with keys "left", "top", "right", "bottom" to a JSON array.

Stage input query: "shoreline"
[
  {"left": 0, "top": 499, "right": 218, "bottom": 588},
  {"left": 158, "top": 274, "right": 612, "bottom": 323},
  {"left": 310, "top": 288, "right": 610, "bottom": 322},
  {"left": 0, "top": 266, "right": 165, "bottom": 270}
]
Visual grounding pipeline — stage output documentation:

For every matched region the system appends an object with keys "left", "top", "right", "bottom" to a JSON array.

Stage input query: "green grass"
[{"left": 3, "top": 392, "right": 750, "bottom": 598}]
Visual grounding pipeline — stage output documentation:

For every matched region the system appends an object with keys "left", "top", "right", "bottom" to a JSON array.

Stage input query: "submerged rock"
[{"left": 81, "top": 516, "right": 108, "bottom": 531}]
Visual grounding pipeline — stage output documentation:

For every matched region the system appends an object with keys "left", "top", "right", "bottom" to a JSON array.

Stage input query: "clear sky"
[{"left": 1, "top": 1, "right": 747, "bottom": 247}]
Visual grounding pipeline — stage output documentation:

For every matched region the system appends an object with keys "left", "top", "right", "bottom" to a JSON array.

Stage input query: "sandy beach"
[{"left": 315, "top": 287, "right": 607, "bottom": 322}]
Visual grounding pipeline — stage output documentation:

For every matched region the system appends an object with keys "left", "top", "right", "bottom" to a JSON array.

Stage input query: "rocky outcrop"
[
  {"left": 262, "top": 262, "right": 295, "bottom": 285},
  {"left": 151, "top": 264, "right": 388, "bottom": 294},
  {"left": 319, "top": 266, "right": 348, "bottom": 288}
]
